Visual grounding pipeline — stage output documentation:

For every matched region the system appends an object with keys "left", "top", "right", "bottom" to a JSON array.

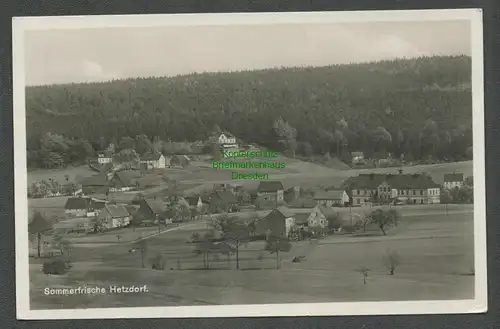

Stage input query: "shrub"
[
  {"left": 151, "top": 254, "right": 166, "bottom": 270},
  {"left": 42, "top": 259, "right": 71, "bottom": 275}
]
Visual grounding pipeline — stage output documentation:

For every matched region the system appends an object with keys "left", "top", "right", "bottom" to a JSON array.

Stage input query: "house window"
[
  {"left": 420, "top": 200, "right": 424, "bottom": 204},
  {"left": 412, "top": 190, "right": 415, "bottom": 196},
  {"left": 420, "top": 190, "right": 423, "bottom": 196},
  {"left": 356, "top": 190, "right": 360, "bottom": 195}
]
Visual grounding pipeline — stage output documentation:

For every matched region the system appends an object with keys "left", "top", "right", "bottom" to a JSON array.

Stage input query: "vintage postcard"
[{"left": 13, "top": 9, "right": 486, "bottom": 319}]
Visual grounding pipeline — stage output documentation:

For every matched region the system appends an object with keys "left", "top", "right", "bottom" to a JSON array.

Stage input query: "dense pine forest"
[{"left": 25, "top": 55, "right": 473, "bottom": 169}]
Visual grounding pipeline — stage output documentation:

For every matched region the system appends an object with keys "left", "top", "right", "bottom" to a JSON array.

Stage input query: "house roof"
[
  {"left": 144, "top": 199, "right": 166, "bottom": 214},
  {"left": 313, "top": 190, "right": 345, "bottom": 200},
  {"left": 341, "top": 173, "right": 440, "bottom": 190},
  {"left": 184, "top": 196, "right": 200, "bottom": 206},
  {"left": 214, "top": 190, "right": 238, "bottom": 204},
  {"left": 257, "top": 181, "right": 284, "bottom": 193},
  {"left": 104, "top": 204, "right": 130, "bottom": 218},
  {"left": 294, "top": 213, "right": 310, "bottom": 225},
  {"left": 65, "top": 197, "right": 92, "bottom": 210},
  {"left": 276, "top": 206, "right": 294, "bottom": 218},
  {"left": 317, "top": 205, "right": 338, "bottom": 219},
  {"left": 141, "top": 153, "right": 163, "bottom": 161},
  {"left": 444, "top": 173, "right": 464, "bottom": 182},
  {"left": 287, "top": 197, "right": 317, "bottom": 208},
  {"left": 81, "top": 174, "right": 109, "bottom": 187},
  {"left": 111, "top": 171, "right": 135, "bottom": 187}
]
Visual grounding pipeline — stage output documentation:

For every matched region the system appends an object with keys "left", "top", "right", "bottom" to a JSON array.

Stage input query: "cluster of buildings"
[{"left": 97, "top": 152, "right": 191, "bottom": 170}]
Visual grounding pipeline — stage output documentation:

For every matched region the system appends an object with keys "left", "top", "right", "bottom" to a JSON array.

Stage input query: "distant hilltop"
[{"left": 25, "top": 55, "right": 472, "bottom": 164}]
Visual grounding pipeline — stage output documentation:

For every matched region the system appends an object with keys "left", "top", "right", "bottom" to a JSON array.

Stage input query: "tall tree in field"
[
  {"left": 28, "top": 211, "right": 53, "bottom": 258},
  {"left": 221, "top": 217, "right": 252, "bottom": 270},
  {"left": 193, "top": 231, "right": 218, "bottom": 269},
  {"left": 134, "top": 239, "right": 149, "bottom": 268},
  {"left": 135, "top": 134, "right": 153, "bottom": 155},
  {"left": 265, "top": 236, "right": 292, "bottom": 269},
  {"left": 273, "top": 117, "right": 297, "bottom": 156},
  {"left": 369, "top": 209, "right": 401, "bottom": 236}
]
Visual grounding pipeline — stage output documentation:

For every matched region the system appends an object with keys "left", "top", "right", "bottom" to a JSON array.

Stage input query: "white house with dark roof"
[
  {"left": 97, "top": 152, "right": 113, "bottom": 164},
  {"left": 443, "top": 173, "right": 465, "bottom": 189},
  {"left": 313, "top": 189, "right": 349, "bottom": 207},
  {"left": 140, "top": 153, "right": 166, "bottom": 169},
  {"left": 218, "top": 132, "right": 237, "bottom": 146}
]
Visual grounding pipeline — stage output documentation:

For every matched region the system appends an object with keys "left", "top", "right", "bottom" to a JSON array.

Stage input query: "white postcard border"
[{"left": 13, "top": 9, "right": 487, "bottom": 320}]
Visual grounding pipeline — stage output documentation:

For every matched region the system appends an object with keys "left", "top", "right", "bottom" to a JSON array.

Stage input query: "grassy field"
[{"left": 29, "top": 206, "right": 474, "bottom": 309}]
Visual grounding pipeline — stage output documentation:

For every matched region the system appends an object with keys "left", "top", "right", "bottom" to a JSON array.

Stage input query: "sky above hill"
[{"left": 24, "top": 20, "right": 471, "bottom": 86}]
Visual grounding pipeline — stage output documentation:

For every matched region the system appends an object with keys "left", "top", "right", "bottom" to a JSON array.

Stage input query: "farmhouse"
[
  {"left": 81, "top": 174, "right": 110, "bottom": 195},
  {"left": 257, "top": 181, "right": 284, "bottom": 203},
  {"left": 109, "top": 171, "right": 137, "bottom": 192},
  {"left": 98, "top": 204, "right": 131, "bottom": 230},
  {"left": 443, "top": 173, "right": 465, "bottom": 189},
  {"left": 217, "top": 132, "right": 238, "bottom": 148},
  {"left": 342, "top": 172, "right": 441, "bottom": 206},
  {"left": 209, "top": 190, "right": 239, "bottom": 213},
  {"left": 140, "top": 153, "right": 166, "bottom": 169},
  {"left": 133, "top": 199, "right": 167, "bottom": 224},
  {"left": 64, "top": 196, "right": 106, "bottom": 218},
  {"left": 313, "top": 189, "right": 349, "bottom": 207},
  {"left": 255, "top": 206, "right": 295, "bottom": 238},
  {"left": 292, "top": 206, "right": 329, "bottom": 236}
]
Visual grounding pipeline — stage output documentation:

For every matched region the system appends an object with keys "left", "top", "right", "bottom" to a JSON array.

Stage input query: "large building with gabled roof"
[{"left": 341, "top": 172, "right": 441, "bottom": 206}]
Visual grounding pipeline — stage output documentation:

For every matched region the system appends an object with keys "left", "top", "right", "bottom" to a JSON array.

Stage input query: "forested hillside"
[{"left": 25, "top": 55, "right": 473, "bottom": 169}]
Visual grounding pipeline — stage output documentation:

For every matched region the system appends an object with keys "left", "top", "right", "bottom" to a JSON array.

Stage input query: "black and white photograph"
[{"left": 13, "top": 9, "right": 486, "bottom": 319}]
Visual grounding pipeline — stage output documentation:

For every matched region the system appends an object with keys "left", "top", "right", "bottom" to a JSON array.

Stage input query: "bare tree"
[
  {"left": 383, "top": 249, "right": 401, "bottom": 275},
  {"left": 357, "top": 266, "right": 370, "bottom": 284},
  {"left": 134, "top": 239, "right": 148, "bottom": 268},
  {"left": 369, "top": 209, "right": 401, "bottom": 235},
  {"left": 265, "top": 236, "right": 292, "bottom": 269}
]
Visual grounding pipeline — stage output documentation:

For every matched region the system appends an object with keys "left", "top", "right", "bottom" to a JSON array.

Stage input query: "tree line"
[{"left": 26, "top": 55, "right": 473, "bottom": 168}]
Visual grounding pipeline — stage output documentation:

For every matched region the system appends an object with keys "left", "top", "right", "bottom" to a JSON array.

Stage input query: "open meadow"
[{"left": 29, "top": 205, "right": 474, "bottom": 309}]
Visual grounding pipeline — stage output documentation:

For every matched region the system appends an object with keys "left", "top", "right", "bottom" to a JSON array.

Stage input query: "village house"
[
  {"left": 97, "top": 152, "right": 113, "bottom": 164},
  {"left": 109, "top": 171, "right": 137, "bottom": 192},
  {"left": 292, "top": 206, "right": 330, "bottom": 236},
  {"left": 217, "top": 132, "right": 239, "bottom": 149},
  {"left": 169, "top": 154, "right": 191, "bottom": 168},
  {"left": 313, "top": 189, "right": 350, "bottom": 207},
  {"left": 81, "top": 174, "right": 110, "bottom": 195},
  {"left": 351, "top": 151, "right": 365, "bottom": 165},
  {"left": 97, "top": 204, "right": 131, "bottom": 230},
  {"left": 443, "top": 173, "right": 465, "bottom": 189},
  {"left": 64, "top": 196, "right": 107, "bottom": 218},
  {"left": 256, "top": 181, "right": 285, "bottom": 203},
  {"left": 284, "top": 186, "right": 301, "bottom": 204},
  {"left": 255, "top": 206, "right": 295, "bottom": 239},
  {"left": 209, "top": 190, "right": 239, "bottom": 213},
  {"left": 133, "top": 199, "right": 167, "bottom": 225},
  {"left": 183, "top": 196, "right": 204, "bottom": 213},
  {"left": 341, "top": 172, "right": 441, "bottom": 206},
  {"left": 140, "top": 153, "right": 166, "bottom": 169}
]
